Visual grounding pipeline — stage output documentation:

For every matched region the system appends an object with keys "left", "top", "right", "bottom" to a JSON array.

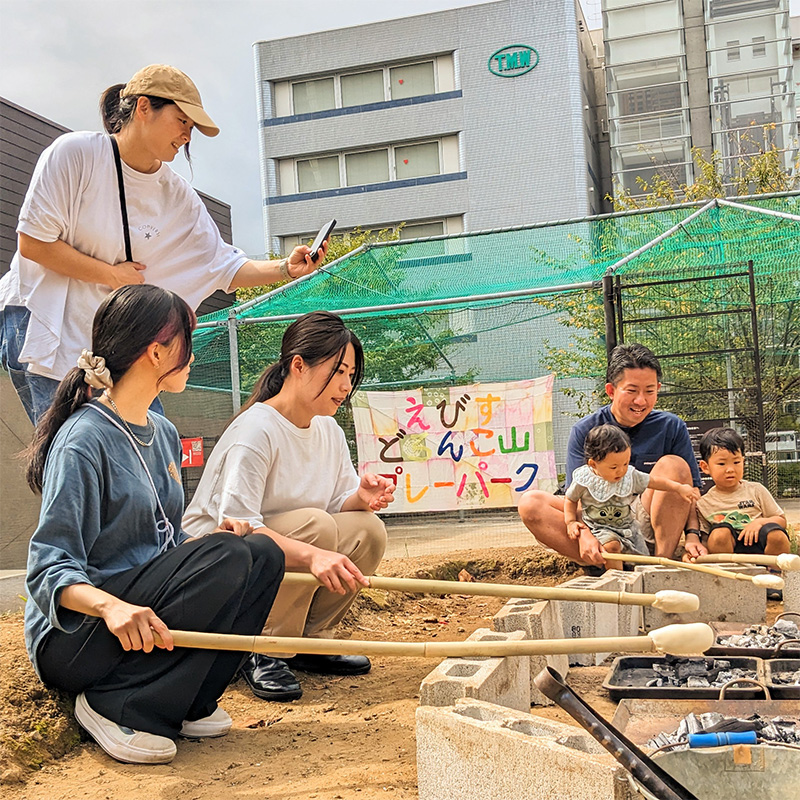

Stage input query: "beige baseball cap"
[{"left": 121, "top": 64, "right": 219, "bottom": 137}]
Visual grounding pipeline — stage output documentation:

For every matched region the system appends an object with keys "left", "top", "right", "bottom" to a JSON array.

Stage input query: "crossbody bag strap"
[{"left": 109, "top": 135, "right": 133, "bottom": 263}]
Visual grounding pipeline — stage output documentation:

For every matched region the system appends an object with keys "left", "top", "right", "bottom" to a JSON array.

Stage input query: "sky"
[{"left": 0, "top": 0, "right": 794, "bottom": 255}]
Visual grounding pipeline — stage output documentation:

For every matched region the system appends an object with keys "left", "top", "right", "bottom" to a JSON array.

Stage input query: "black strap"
[{"left": 109, "top": 135, "right": 133, "bottom": 262}]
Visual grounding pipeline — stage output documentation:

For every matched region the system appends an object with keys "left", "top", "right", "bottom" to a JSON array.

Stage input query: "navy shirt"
[
  {"left": 24, "top": 402, "right": 188, "bottom": 678},
  {"left": 566, "top": 405, "right": 702, "bottom": 489}
]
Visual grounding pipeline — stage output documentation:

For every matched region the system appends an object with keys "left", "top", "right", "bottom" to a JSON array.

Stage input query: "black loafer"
[
  {"left": 286, "top": 653, "right": 371, "bottom": 676},
  {"left": 240, "top": 653, "right": 302, "bottom": 701}
]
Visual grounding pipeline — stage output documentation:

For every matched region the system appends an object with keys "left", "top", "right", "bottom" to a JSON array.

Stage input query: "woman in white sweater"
[
  {"left": 0, "top": 63, "right": 326, "bottom": 423},
  {"left": 183, "top": 311, "right": 395, "bottom": 701}
]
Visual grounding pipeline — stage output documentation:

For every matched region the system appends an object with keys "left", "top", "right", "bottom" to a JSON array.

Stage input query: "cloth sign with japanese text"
[{"left": 352, "top": 376, "right": 557, "bottom": 513}]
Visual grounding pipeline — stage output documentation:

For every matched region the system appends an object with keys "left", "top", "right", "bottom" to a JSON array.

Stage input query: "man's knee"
[
  {"left": 652, "top": 454, "right": 692, "bottom": 482},
  {"left": 518, "top": 490, "right": 554, "bottom": 524},
  {"left": 276, "top": 507, "right": 338, "bottom": 550}
]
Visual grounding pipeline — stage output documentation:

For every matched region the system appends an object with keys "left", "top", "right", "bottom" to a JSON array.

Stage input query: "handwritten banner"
[{"left": 352, "top": 376, "right": 557, "bottom": 513}]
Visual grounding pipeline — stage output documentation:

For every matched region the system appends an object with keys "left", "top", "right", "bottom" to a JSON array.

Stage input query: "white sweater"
[{"left": 183, "top": 403, "right": 360, "bottom": 535}]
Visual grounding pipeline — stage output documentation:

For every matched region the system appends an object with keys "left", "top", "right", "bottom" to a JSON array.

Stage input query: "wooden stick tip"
[
  {"left": 777, "top": 553, "right": 800, "bottom": 572},
  {"left": 651, "top": 590, "right": 700, "bottom": 613},
  {"left": 752, "top": 573, "right": 785, "bottom": 589},
  {"left": 648, "top": 623, "right": 714, "bottom": 656}
]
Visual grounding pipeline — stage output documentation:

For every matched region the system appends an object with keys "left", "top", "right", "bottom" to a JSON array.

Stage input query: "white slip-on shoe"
[
  {"left": 74, "top": 692, "right": 176, "bottom": 764},
  {"left": 179, "top": 706, "right": 232, "bottom": 739}
]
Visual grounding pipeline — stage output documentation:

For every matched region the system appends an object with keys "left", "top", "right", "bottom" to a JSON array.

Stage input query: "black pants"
[
  {"left": 708, "top": 521, "right": 788, "bottom": 554},
  {"left": 37, "top": 533, "right": 284, "bottom": 738}
]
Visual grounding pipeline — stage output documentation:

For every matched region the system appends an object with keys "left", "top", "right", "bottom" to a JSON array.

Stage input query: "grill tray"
[
  {"left": 603, "top": 656, "right": 765, "bottom": 701},
  {"left": 705, "top": 617, "right": 800, "bottom": 659},
  {"left": 764, "top": 658, "right": 800, "bottom": 700}
]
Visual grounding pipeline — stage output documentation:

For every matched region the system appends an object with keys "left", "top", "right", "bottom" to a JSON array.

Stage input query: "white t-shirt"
[
  {"left": 0, "top": 131, "right": 249, "bottom": 380},
  {"left": 182, "top": 403, "right": 360, "bottom": 535}
]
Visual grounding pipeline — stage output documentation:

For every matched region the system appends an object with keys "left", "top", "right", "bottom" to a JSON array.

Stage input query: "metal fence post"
[{"left": 227, "top": 309, "right": 241, "bottom": 414}]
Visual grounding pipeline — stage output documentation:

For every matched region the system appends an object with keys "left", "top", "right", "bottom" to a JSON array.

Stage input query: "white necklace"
[{"left": 103, "top": 393, "right": 155, "bottom": 447}]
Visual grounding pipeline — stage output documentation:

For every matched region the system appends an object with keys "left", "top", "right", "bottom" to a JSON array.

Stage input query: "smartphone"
[{"left": 309, "top": 219, "right": 336, "bottom": 263}]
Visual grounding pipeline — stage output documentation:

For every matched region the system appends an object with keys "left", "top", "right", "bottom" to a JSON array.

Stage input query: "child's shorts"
[
  {"left": 591, "top": 524, "right": 650, "bottom": 556},
  {"left": 708, "top": 521, "right": 789, "bottom": 554}
]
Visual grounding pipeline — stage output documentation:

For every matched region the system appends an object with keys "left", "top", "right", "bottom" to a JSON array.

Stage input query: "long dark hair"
[
  {"left": 242, "top": 311, "right": 364, "bottom": 412},
  {"left": 26, "top": 285, "right": 196, "bottom": 492},
  {"left": 99, "top": 84, "right": 191, "bottom": 161}
]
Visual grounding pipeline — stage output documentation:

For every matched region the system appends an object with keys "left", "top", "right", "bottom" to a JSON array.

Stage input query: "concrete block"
[
  {"left": 493, "top": 598, "right": 568, "bottom": 706},
  {"left": 557, "top": 573, "right": 625, "bottom": 666},
  {"left": 419, "top": 628, "right": 530, "bottom": 712},
  {"left": 784, "top": 569, "right": 800, "bottom": 614},
  {"left": 416, "top": 699, "right": 632, "bottom": 800},
  {"left": 636, "top": 564, "right": 767, "bottom": 631},
  {"left": 611, "top": 569, "right": 644, "bottom": 638}
]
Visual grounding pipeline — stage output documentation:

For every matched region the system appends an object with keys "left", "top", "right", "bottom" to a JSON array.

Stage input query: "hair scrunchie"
[{"left": 77, "top": 349, "right": 113, "bottom": 390}]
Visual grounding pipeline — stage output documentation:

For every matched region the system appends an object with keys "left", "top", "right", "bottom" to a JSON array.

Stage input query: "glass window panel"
[
  {"left": 610, "top": 83, "right": 684, "bottom": 117},
  {"left": 399, "top": 221, "right": 445, "bottom": 240},
  {"left": 752, "top": 36, "right": 767, "bottom": 57},
  {"left": 727, "top": 40, "right": 741, "bottom": 61},
  {"left": 606, "top": 3, "right": 681, "bottom": 39},
  {"left": 607, "top": 57, "right": 684, "bottom": 91},
  {"left": 607, "top": 30, "right": 683, "bottom": 64},
  {"left": 612, "top": 111, "right": 688, "bottom": 143},
  {"left": 292, "top": 78, "right": 335, "bottom": 114},
  {"left": 297, "top": 156, "right": 340, "bottom": 192},
  {"left": 390, "top": 62, "right": 435, "bottom": 100},
  {"left": 341, "top": 70, "right": 385, "bottom": 107},
  {"left": 345, "top": 149, "right": 389, "bottom": 186},
  {"left": 395, "top": 142, "right": 440, "bottom": 179}
]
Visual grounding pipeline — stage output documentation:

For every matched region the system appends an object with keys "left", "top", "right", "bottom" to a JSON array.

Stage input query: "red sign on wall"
[{"left": 181, "top": 437, "right": 204, "bottom": 467}]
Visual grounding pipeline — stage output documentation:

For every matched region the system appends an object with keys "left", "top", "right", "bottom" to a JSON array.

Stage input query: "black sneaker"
[
  {"left": 286, "top": 653, "right": 371, "bottom": 676},
  {"left": 240, "top": 654, "right": 302, "bottom": 701}
]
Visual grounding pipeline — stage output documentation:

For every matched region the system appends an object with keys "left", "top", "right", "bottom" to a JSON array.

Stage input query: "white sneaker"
[
  {"left": 74, "top": 692, "right": 176, "bottom": 764},
  {"left": 179, "top": 706, "right": 232, "bottom": 739}
]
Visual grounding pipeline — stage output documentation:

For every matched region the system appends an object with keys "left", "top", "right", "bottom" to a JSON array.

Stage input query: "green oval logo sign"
[{"left": 488, "top": 44, "right": 539, "bottom": 78}]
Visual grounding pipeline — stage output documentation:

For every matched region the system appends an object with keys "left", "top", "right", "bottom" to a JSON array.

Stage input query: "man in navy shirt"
[{"left": 519, "top": 344, "right": 706, "bottom": 567}]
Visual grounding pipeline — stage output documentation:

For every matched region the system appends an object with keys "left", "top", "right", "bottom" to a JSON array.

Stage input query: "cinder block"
[
  {"left": 493, "top": 598, "right": 568, "bottom": 706},
  {"left": 636, "top": 564, "right": 766, "bottom": 631},
  {"left": 557, "top": 573, "right": 626, "bottom": 666},
  {"left": 611, "top": 569, "right": 644, "bottom": 638},
  {"left": 416, "top": 699, "right": 632, "bottom": 800},
  {"left": 784, "top": 569, "right": 800, "bottom": 614},
  {"left": 419, "top": 629, "right": 530, "bottom": 712}
]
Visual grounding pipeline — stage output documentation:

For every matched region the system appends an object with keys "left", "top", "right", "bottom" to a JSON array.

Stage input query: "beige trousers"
[{"left": 261, "top": 508, "right": 387, "bottom": 656}]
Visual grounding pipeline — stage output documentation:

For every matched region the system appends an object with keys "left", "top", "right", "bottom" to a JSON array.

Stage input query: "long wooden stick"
[
  {"left": 158, "top": 622, "right": 713, "bottom": 658},
  {"left": 694, "top": 552, "right": 800, "bottom": 572},
  {"left": 601, "top": 552, "right": 785, "bottom": 589},
  {"left": 281, "top": 572, "right": 699, "bottom": 612}
]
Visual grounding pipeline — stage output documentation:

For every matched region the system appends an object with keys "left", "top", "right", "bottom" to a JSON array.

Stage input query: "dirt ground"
[{"left": 1, "top": 546, "right": 586, "bottom": 800}]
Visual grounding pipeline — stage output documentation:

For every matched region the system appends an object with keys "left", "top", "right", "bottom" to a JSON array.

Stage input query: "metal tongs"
[{"left": 534, "top": 666, "right": 700, "bottom": 800}]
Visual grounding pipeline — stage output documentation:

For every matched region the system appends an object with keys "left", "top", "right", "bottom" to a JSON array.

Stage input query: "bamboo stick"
[
  {"left": 694, "top": 552, "right": 800, "bottom": 572},
  {"left": 157, "top": 622, "right": 713, "bottom": 658},
  {"left": 601, "top": 552, "right": 785, "bottom": 589},
  {"left": 281, "top": 572, "right": 699, "bottom": 612}
]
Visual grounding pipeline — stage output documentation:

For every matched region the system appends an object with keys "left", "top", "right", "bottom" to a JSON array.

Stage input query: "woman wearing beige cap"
[{"left": 0, "top": 64, "right": 328, "bottom": 424}]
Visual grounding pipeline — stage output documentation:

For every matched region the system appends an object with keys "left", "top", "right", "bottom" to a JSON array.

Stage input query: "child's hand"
[
  {"left": 567, "top": 520, "right": 590, "bottom": 540},
  {"left": 678, "top": 485, "right": 701, "bottom": 503},
  {"left": 738, "top": 520, "right": 761, "bottom": 547}
]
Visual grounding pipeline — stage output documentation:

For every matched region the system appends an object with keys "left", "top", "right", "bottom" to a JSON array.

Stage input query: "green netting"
[{"left": 180, "top": 194, "right": 800, "bottom": 552}]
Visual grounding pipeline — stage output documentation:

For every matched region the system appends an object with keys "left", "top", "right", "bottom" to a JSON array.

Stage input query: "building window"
[
  {"left": 395, "top": 141, "right": 440, "bottom": 180},
  {"left": 345, "top": 149, "right": 390, "bottom": 186},
  {"left": 292, "top": 77, "right": 335, "bottom": 114},
  {"left": 389, "top": 62, "right": 435, "bottom": 100},
  {"left": 280, "top": 135, "right": 459, "bottom": 195},
  {"left": 341, "top": 70, "right": 384, "bottom": 106},
  {"left": 752, "top": 36, "right": 766, "bottom": 58},
  {"left": 276, "top": 55, "right": 454, "bottom": 116},
  {"left": 399, "top": 221, "right": 446, "bottom": 240},
  {"left": 726, "top": 40, "right": 740, "bottom": 62},
  {"left": 297, "top": 155, "right": 340, "bottom": 192}
]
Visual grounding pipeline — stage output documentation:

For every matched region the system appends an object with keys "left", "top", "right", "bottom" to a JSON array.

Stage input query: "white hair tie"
[{"left": 77, "top": 349, "right": 113, "bottom": 390}]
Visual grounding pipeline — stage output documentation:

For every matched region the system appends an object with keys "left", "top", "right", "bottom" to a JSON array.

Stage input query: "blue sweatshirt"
[
  {"left": 24, "top": 402, "right": 188, "bottom": 678},
  {"left": 566, "top": 405, "right": 702, "bottom": 489}
]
